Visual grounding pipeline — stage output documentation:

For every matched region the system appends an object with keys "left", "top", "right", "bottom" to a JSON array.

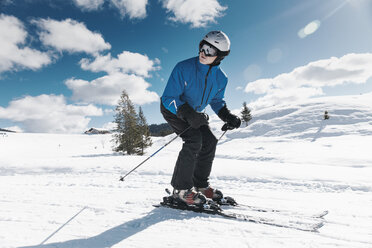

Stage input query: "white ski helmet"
[{"left": 199, "top": 31, "right": 230, "bottom": 64}]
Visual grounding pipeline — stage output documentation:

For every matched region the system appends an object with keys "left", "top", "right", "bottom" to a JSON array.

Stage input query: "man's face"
[{"left": 199, "top": 51, "right": 217, "bottom": 65}]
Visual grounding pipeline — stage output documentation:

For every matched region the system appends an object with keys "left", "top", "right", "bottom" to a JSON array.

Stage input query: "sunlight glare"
[
  {"left": 298, "top": 20, "right": 321, "bottom": 38},
  {"left": 347, "top": 0, "right": 370, "bottom": 8}
]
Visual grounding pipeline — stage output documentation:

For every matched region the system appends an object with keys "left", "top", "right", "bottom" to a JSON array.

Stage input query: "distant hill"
[
  {"left": 0, "top": 128, "right": 15, "bottom": 133},
  {"left": 84, "top": 128, "right": 110, "bottom": 134},
  {"left": 149, "top": 123, "right": 173, "bottom": 137},
  {"left": 210, "top": 93, "right": 372, "bottom": 141}
]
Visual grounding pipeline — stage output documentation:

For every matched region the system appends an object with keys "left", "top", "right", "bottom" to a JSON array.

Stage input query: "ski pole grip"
[{"left": 221, "top": 123, "right": 230, "bottom": 131}]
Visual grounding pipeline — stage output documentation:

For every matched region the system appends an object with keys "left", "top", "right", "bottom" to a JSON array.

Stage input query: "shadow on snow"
[{"left": 19, "top": 207, "right": 199, "bottom": 248}]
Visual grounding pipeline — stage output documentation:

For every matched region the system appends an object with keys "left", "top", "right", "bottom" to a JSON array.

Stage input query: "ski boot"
[
  {"left": 161, "top": 188, "right": 221, "bottom": 212},
  {"left": 173, "top": 188, "right": 207, "bottom": 206},
  {"left": 195, "top": 186, "right": 237, "bottom": 206},
  {"left": 195, "top": 186, "right": 223, "bottom": 201}
]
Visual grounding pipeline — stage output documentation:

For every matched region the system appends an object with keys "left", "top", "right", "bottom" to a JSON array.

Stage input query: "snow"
[{"left": 1, "top": 94, "right": 372, "bottom": 248}]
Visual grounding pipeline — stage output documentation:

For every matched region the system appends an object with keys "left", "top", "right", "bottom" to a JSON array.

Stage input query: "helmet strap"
[{"left": 210, "top": 55, "right": 225, "bottom": 66}]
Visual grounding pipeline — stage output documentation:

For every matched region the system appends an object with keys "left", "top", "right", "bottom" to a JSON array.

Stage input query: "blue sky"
[{"left": 0, "top": 0, "right": 371, "bottom": 133}]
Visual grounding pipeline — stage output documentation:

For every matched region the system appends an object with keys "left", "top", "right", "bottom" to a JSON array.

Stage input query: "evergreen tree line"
[
  {"left": 113, "top": 90, "right": 152, "bottom": 155},
  {"left": 148, "top": 123, "right": 174, "bottom": 137}
]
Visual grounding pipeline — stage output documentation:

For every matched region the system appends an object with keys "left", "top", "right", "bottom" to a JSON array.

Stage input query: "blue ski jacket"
[{"left": 161, "top": 56, "right": 227, "bottom": 115}]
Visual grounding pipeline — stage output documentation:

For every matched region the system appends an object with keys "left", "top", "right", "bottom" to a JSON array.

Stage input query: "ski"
[
  {"left": 231, "top": 203, "right": 329, "bottom": 219},
  {"left": 154, "top": 196, "right": 324, "bottom": 233},
  {"left": 216, "top": 209, "right": 324, "bottom": 233},
  {"left": 163, "top": 188, "right": 328, "bottom": 220}
]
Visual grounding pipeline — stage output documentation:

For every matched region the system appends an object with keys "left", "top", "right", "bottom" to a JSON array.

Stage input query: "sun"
[{"left": 346, "top": 0, "right": 371, "bottom": 8}]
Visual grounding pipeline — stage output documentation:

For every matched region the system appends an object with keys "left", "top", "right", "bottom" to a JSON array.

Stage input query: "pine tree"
[
  {"left": 113, "top": 90, "right": 142, "bottom": 155},
  {"left": 241, "top": 102, "right": 252, "bottom": 127},
  {"left": 138, "top": 106, "right": 152, "bottom": 155}
]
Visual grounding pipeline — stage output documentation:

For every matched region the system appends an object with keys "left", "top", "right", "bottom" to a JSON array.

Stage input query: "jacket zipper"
[
  {"left": 204, "top": 84, "right": 213, "bottom": 107},
  {"left": 198, "top": 65, "right": 212, "bottom": 111}
]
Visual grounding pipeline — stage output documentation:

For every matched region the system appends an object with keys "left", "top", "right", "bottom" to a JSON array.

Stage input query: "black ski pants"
[{"left": 161, "top": 102, "right": 218, "bottom": 190}]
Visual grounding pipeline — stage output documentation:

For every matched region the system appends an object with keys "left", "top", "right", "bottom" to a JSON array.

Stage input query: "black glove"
[
  {"left": 218, "top": 105, "right": 241, "bottom": 131},
  {"left": 177, "top": 103, "right": 209, "bottom": 129}
]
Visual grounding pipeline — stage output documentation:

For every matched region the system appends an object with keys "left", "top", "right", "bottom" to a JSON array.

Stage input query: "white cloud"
[
  {"left": 72, "top": 0, "right": 148, "bottom": 19},
  {"left": 74, "top": 51, "right": 160, "bottom": 106},
  {"left": 110, "top": 0, "right": 148, "bottom": 19},
  {"left": 161, "top": 0, "right": 227, "bottom": 28},
  {"left": 33, "top": 18, "right": 111, "bottom": 54},
  {"left": 65, "top": 73, "right": 159, "bottom": 106},
  {"left": 73, "top": 0, "right": 105, "bottom": 11},
  {"left": 0, "top": 14, "right": 52, "bottom": 74},
  {"left": 80, "top": 51, "right": 160, "bottom": 77},
  {"left": 245, "top": 53, "right": 372, "bottom": 107},
  {"left": 0, "top": 94, "right": 103, "bottom": 133},
  {"left": 102, "top": 121, "right": 116, "bottom": 131},
  {"left": 104, "top": 109, "right": 114, "bottom": 114}
]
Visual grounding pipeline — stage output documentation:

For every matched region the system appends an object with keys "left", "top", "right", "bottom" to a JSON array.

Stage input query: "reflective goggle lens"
[{"left": 199, "top": 43, "right": 218, "bottom": 57}]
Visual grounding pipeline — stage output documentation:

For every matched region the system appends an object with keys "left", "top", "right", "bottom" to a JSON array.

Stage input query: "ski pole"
[
  {"left": 218, "top": 130, "right": 227, "bottom": 141},
  {"left": 119, "top": 126, "right": 191, "bottom": 181},
  {"left": 218, "top": 123, "right": 234, "bottom": 141}
]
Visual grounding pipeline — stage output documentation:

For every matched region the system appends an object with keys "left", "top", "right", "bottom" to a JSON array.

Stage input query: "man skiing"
[{"left": 160, "top": 31, "right": 241, "bottom": 206}]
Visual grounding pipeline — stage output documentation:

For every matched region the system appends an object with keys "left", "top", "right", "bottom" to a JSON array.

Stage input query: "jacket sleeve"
[
  {"left": 209, "top": 79, "right": 227, "bottom": 115},
  {"left": 161, "top": 63, "right": 186, "bottom": 115}
]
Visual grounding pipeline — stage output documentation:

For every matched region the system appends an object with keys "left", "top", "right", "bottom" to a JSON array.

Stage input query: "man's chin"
[{"left": 199, "top": 57, "right": 207, "bottom": 64}]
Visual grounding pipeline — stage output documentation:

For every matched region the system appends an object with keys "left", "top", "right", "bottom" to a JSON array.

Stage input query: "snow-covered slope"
[
  {"left": 224, "top": 94, "right": 372, "bottom": 139},
  {"left": 1, "top": 94, "right": 372, "bottom": 248}
]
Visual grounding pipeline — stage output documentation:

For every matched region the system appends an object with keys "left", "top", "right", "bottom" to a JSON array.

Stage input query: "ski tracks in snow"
[{"left": 1, "top": 169, "right": 371, "bottom": 248}]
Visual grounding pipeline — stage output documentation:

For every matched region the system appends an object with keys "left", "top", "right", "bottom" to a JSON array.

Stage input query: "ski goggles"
[{"left": 199, "top": 43, "right": 218, "bottom": 57}]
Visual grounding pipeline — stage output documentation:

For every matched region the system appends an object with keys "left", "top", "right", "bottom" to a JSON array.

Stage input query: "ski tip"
[
  {"left": 322, "top": 210, "right": 329, "bottom": 215},
  {"left": 313, "top": 221, "right": 325, "bottom": 231},
  {"left": 314, "top": 210, "right": 329, "bottom": 218}
]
